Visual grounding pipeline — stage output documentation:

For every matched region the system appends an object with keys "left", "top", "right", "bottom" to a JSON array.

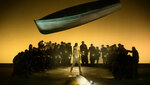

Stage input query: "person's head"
[
  {"left": 74, "top": 43, "right": 78, "bottom": 47},
  {"left": 61, "top": 41, "right": 63, "bottom": 45},
  {"left": 29, "top": 44, "right": 33, "bottom": 49},
  {"left": 96, "top": 47, "right": 99, "bottom": 50},
  {"left": 121, "top": 45, "right": 124, "bottom": 48},
  {"left": 118, "top": 43, "right": 121, "bottom": 47},
  {"left": 113, "top": 44, "right": 116, "bottom": 47},
  {"left": 68, "top": 42, "right": 71, "bottom": 46},
  {"left": 112, "top": 45, "right": 117, "bottom": 50},
  {"left": 25, "top": 49, "right": 28, "bottom": 53},
  {"left": 81, "top": 41, "right": 84, "bottom": 44},
  {"left": 101, "top": 45, "right": 104, "bottom": 48},
  {"left": 49, "top": 41, "right": 51, "bottom": 44},
  {"left": 63, "top": 43, "right": 67, "bottom": 46},
  {"left": 91, "top": 44, "right": 93, "bottom": 47},
  {"left": 57, "top": 44, "right": 60, "bottom": 48},
  {"left": 132, "top": 46, "right": 136, "bottom": 51},
  {"left": 106, "top": 45, "right": 109, "bottom": 48}
]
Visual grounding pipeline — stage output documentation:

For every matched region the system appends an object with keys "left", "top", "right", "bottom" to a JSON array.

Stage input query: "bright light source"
[
  {"left": 66, "top": 75, "right": 95, "bottom": 85},
  {"left": 76, "top": 75, "right": 91, "bottom": 85},
  {"left": 90, "top": 80, "right": 94, "bottom": 84}
]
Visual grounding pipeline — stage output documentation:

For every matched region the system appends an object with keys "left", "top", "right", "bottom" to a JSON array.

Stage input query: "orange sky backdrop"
[{"left": 0, "top": 0, "right": 150, "bottom": 63}]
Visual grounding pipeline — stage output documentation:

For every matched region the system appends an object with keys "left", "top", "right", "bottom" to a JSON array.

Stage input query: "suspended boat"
[{"left": 34, "top": 0, "right": 121, "bottom": 34}]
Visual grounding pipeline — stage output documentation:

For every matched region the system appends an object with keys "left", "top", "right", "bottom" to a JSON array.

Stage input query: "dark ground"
[{"left": 0, "top": 64, "right": 150, "bottom": 85}]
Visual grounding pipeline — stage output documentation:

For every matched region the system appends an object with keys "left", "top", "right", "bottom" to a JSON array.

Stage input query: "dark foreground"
[{"left": 0, "top": 64, "right": 150, "bottom": 85}]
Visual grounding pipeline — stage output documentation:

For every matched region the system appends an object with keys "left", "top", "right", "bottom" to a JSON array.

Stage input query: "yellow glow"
[{"left": 0, "top": 0, "right": 150, "bottom": 63}]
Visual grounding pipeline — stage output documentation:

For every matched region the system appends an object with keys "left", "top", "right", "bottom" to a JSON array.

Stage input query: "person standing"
[
  {"left": 89, "top": 44, "right": 96, "bottom": 65},
  {"left": 95, "top": 47, "right": 101, "bottom": 64},
  {"left": 80, "top": 41, "right": 88, "bottom": 65},
  {"left": 60, "top": 42, "right": 65, "bottom": 66},
  {"left": 70, "top": 43, "right": 82, "bottom": 75},
  {"left": 101, "top": 45, "right": 107, "bottom": 64},
  {"left": 132, "top": 47, "right": 139, "bottom": 79}
]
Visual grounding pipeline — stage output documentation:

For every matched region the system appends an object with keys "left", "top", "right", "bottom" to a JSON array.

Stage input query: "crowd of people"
[
  {"left": 12, "top": 40, "right": 139, "bottom": 80},
  {"left": 101, "top": 44, "right": 139, "bottom": 79}
]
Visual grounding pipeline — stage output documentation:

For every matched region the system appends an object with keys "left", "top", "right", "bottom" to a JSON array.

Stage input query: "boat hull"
[{"left": 35, "top": 0, "right": 121, "bottom": 34}]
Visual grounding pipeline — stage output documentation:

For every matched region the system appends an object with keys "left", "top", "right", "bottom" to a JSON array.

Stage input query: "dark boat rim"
[
  {"left": 37, "top": 0, "right": 121, "bottom": 21},
  {"left": 36, "top": 3, "right": 121, "bottom": 22}
]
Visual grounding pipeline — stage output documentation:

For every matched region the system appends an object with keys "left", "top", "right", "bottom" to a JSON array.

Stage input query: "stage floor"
[{"left": 0, "top": 64, "right": 150, "bottom": 85}]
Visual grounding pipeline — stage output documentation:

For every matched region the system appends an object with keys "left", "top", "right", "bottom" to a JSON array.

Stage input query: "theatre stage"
[{"left": 0, "top": 64, "right": 150, "bottom": 85}]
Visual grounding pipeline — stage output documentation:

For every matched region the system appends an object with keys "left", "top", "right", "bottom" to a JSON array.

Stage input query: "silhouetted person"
[
  {"left": 63, "top": 43, "right": 69, "bottom": 66},
  {"left": 95, "top": 47, "right": 101, "bottom": 64},
  {"left": 89, "top": 44, "right": 96, "bottom": 65},
  {"left": 132, "top": 47, "right": 139, "bottom": 79},
  {"left": 80, "top": 41, "right": 88, "bottom": 65},
  {"left": 29, "top": 44, "right": 33, "bottom": 51},
  {"left": 12, "top": 50, "right": 30, "bottom": 78},
  {"left": 38, "top": 40, "right": 44, "bottom": 49},
  {"left": 107, "top": 45, "right": 117, "bottom": 71},
  {"left": 110, "top": 45, "right": 119, "bottom": 79},
  {"left": 60, "top": 42, "right": 66, "bottom": 66},
  {"left": 116, "top": 44, "right": 128, "bottom": 79},
  {"left": 12, "top": 52, "right": 23, "bottom": 77},
  {"left": 101, "top": 45, "right": 107, "bottom": 64},
  {"left": 53, "top": 44, "right": 60, "bottom": 67},
  {"left": 67, "top": 43, "right": 72, "bottom": 65},
  {"left": 45, "top": 43, "right": 53, "bottom": 69}
]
